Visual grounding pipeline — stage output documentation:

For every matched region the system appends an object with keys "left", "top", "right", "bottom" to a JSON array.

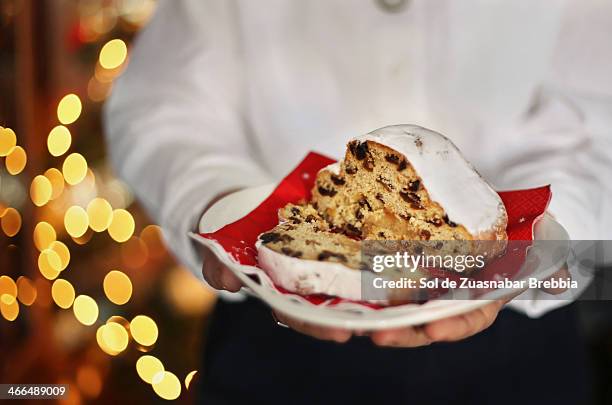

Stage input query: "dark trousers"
[{"left": 199, "top": 297, "right": 591, "bottom": 405}]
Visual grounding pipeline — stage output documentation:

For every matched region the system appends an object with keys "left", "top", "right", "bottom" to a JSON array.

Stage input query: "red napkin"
[{"left": 201, "top": 152, "right": 551, "bottom": 305}]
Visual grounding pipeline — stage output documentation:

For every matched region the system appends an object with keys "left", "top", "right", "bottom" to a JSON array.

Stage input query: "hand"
[
  {"left": 370, "top": 265, "right": 571, "bottom": 348},
  {"left": 201, "top": 246, "right": 242, "bottom": 292}
]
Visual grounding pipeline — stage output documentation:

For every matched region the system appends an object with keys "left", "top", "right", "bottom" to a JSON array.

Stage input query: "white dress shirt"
[{"left": 104, "top": 0, "right": 612, "bottom": 317}]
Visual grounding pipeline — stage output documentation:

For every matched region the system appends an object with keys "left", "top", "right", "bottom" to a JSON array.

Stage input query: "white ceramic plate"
[{"left": 190, "top": 184, "right": 570, "bottom": 330}]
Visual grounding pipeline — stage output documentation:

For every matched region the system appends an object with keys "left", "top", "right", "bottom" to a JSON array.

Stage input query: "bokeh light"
[
  {"left": 1, "top": 208, "right": 22, "bottom": 236},
  {"left": 136, "top": 355, "right": 164, "bottom": 384},
  {"left": 87, "top": 197, "right": 113, "bottom": 232},
  {"left": 73, "top": 295, "right": 99, "bottom": 326},
  {"left": 130, "top": 315, "right": 158, "bottom": 347},
  {"left": 57, "top": 93, "right": 82, "bottom": 125},
  {"left": 152, "top": 371, "right": 181, "bottom": 400},
  {"left": 0, "top": 295, "right": 19, "bottom": 321},
  {"left": 5, "top": 145, "right": 27, "bottom": 175},
  {"left": 0, "top": 126, "right": 17, "bottom": 156},
  {"left": 62, "top": 153, "right": 88, "bottom": 185},
  {"left": 76, "top": 365, "right": 103, "bottom": 399},
  {"left": 101, "top": 321, "right": 129, "bottom": 353},
  {"left": 64, "top": 205, "right": 89, "bottom": 238},
  {"left": 185, "top": 370, "right": 197, "bottom": 390},
  {"left": 30, "top": 175, "right": 53, "bottom": 206},
  {"left": 50, "top": 240, "right": 71, "bottom": 271},
  {"left": 140, "top": 224, "right": 167, "bottom": 259},
  {"left": 52, "top": 279, "right": 76, "bottom": 309},
  {"left": 99, "top": 39, "right": 127, "bottom": 69},
  {"left": 103, "top": 270, "right": 132, "bottom": 305},
  {"left": 0, "top": 275, "right": 17, "bottom": 298},
  {"left": 108, "top": 208, "right": 135, "bottom": 242},
  {"left": 47, "top": 125, "right": 72, "bottom": 156},
  {"left": 38, "top": 249, "right": 62, "bottom": 280},
  {"left": 33, "top": 221, "right": 57, "bottom": 251},
  {"left": 96, "top": 325, "right": 121, "bottom": 356},
  {"left": 16, "top": 276, "right": 37, "bottom": 306},
  {"left": 44, "top": 168, "right": 65, "bottom": 200}
]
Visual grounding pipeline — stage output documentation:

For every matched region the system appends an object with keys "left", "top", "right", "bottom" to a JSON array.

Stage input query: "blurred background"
[
  {"left": 1, "top": 1, "right": 612, "bottom": 404},
  {"left": 0, "top": 0, "right": 217, "bottom": 403}
]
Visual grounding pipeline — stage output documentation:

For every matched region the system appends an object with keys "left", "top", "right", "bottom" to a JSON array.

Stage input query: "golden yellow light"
[
  {"left": 5, "top": 145, "right": 26, "bottom": 175},
  {"left": 102, "top": 270, "right": 132, "bottom": 305},
  {"left": 76, "top": 365, "right": 102, "bottom": 399},
  {"left": 152, "top": 371, "right": 181, "bottom": 400},
  {"left": 1, "top": 293, "right": 15, "bottom": 305},
  {"left": 0, "top": 275, "right": 17, "bottom": 298},
  {"left": 73, "top": 295, "right": 99, "bottom": 326},
  {"left": 136, "top": 355, "right": 164, "bottom": 384},
  {"left": 44, "top": 168, "right": 65, "bottom": 200},
  {"left": 0, "top": 126, "right": 17, "bottom": 156},
  {"left": 87, "top": 198, "right": 113, "bottom": 232},
  {"left": 1, "top": 208, "right": 21, "bottom": 236},
  {"left": 47, "top": 125, "right": 72, "bottom": 157},
  {"left": 16, "top": 276, "right": 37, "bottom": 306},
  {"left": 0, "top": 295, "right": 19, "bottom": 321},
  {"left": 87, "top": 76, "right": 112, "bottom": 102},
  {"left": 108, "top": 209, "right": 135, "bottom": 243},
  {"left": 101, "top": 321, "right": 129, "bottom": 353},
  {"left": 50, "top": 240, "right": 70, "bottom": 271},
  {"left": 185, "top": 370, "right": 198, "bottom": 390},
  {"left": 38, "top": 249, "right": 62, "bottom": 280},
  {"left": 62, "top": 153, "right": 88, "bottom": 185},
  {"left": 130, "top": 315, "right": 158, "bottom": 347},
  {"left": 64, "top": 205, "right": 89, "bottom": 238},
  {"left": 140, "top": 224, "right": 167, "bottom": 258},
  {"left": 96, "top": 325, "right": 119, "bottom": 356},
  {"left": 33, "top": 221, "right": 56, "bottom": 251},
  {"left": 57, "top": 93, "right": 82, "bottom": 125},
  {"left": 30, "top": 175, "right": 53, "bottom": 207},
  {"left": 52, "top": 279, "right": 76, "bottom": 309},
  {"left": 73, "top": 229, "right": 93, "bottom": 245},
  {"left": 99, "top": 39, "right": 128, "bottom": 70}
]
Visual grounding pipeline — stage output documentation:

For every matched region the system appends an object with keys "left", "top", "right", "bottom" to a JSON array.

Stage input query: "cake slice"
[{"left": 257, "top": 124, "right": 508, "bottom": 302}]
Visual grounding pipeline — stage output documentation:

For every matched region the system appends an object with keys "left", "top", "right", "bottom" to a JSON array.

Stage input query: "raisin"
[
  {"left": 400, "top": 213, "right": 412, "bottom": 221},
  {"left": 291, "top": 207, "right": 300, "bottom": 215},
  {"left": 345, "top": 165, "right": 358, "bottom": 175},
  {"left": 317, "top": 250, "right": 348, "bottom": 262},
  {"left": 399, "top": 190, "right": 421, "bottom": 204},
  {"left": 363, "top": 158, "right": 375, "bottom": 171},
  {"left": 280, "top": 234, "right": 294, "bottom": 242},
  {"left": 397, "top": 159, "right": 407, "bottom": 171},
  {"left": 330, "top": 174, "right": 346, "bottom": 186},
  {"left": 385, "top": 154, "right": 400, "bottom": 164},
  {"left": 281, "top": 247, "right": 302, "bottom": 258},
  {"left": 290, "top": 217, "right": 301, "bottom": 224},
  {"left": 317, "top": 185, "right": 337, "bottom": 197},
  {"left": 420, "top": 230, "right": 431, "bottom": 240},
  {"left": 408, "top": 179, "right": 420, "bottom": 192},
  {"left": 376, "top": 175, "right": 394, "bottom": 191},
  {"left": 355, "top": 209, "right": 364, "bottom": 220},
  {"left": 378, "top": 231, "right": 386, "bottom": 238},
  {"left": 344, "top": 223, "right": 362, "bottom": 238},
  {"left": 427, "top": 217, "right": 443, "bottom": 227},
  {"left": 358, "top": 197, "right": 372, "bottom": 211},
  {"left": 349, "top": 141, "right": 369, "bottom": 160},
  {"left": 260, "top": 232, "right": 280, "bottom": 243},
  {"left": 375, "top": 193, "right": 385, "bottom": 203},
  {"left": 305, "top": 214, "right": 316, "bottom": 223},
  {"left": 443, "top": 214, "right": 457, "bottom": 227}
]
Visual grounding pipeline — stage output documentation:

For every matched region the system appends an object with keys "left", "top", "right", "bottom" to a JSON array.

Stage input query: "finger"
[
  {"left": 424, "top": 300, "right": 504, "bottom": 342},
  {"left": 540, "top": 264, "right": 570, "bottom": 295},
  {"left": 220, "top": 267, "right": 242, "bottom": 292},
  {"left": 370, "top": 326, "right": 431, "bottom": 348},
  {"left": 273, "top": 311, "right": 352, "bottom": 343}
]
